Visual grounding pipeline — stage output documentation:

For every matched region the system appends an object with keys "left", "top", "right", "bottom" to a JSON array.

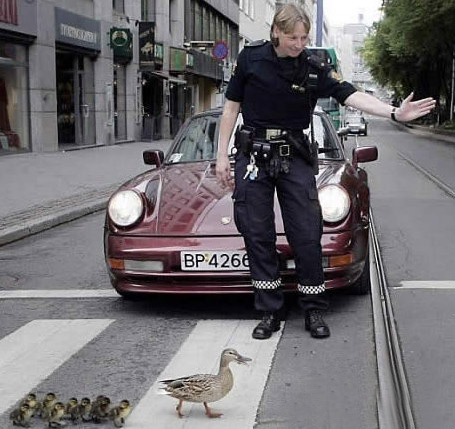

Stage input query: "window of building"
[
  {"left": 202, "top": 7, "right": 209, "bottom": 41},
  {"left": 266, "top": 0, "right": 274, "bottom": 25},
  {"left": 113, "top": 0, "right": 125, "bottom": 14},
  {"left": 0, "top": 42, "right": 30, "bottom": 154},
  {"left": 194, "top": 2, "right": 202, "bottom": 40},
  {"left": 249, "top": 0, "right": 255, "bottom": 19},
  {"left": 141, "top": 0, "right": 148, "bottom": 20}
]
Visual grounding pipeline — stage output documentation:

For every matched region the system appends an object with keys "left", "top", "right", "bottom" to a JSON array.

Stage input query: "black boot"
[
  {"left": 252, "top": 312, "right": 281, "bottom": 340},
  {"left": 305, "top": 310, "right": 330, "bottom": 338}
]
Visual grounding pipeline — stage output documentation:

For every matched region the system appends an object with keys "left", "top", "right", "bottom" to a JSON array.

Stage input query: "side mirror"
[
  {"left": 352, "top": 146, "right": 378, "bottom": 168},
  {"left": 337, "top": 127, "right": 350, "bottom": 137},
  {"left": 143, "top": 150, "right": 164, "bottom": 167}
]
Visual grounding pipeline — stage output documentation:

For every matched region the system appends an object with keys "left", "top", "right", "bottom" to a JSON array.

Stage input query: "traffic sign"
[{"left": 212, "top": 41, "right": 228, "bottom": 60}]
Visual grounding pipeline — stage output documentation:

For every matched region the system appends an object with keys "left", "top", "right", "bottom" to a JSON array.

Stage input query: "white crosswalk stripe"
[
  {"left": 0, "top": 318, "right": 282, "bottom": 428},
  {"left": 127, "top": 319, "right": 284, "bottom": 428},
  {"left": 0, "top": 319, "right": 114, "bottom": 415}
]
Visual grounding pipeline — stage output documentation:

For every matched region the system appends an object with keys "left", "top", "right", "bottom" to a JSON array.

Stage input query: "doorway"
[{"left": 56, "top": 52, "right": 95, "bottom": 147}]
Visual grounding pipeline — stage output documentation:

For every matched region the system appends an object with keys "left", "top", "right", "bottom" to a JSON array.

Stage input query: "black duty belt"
[{"left": 240, "top": 125, "right": 304, "bottom": 140}]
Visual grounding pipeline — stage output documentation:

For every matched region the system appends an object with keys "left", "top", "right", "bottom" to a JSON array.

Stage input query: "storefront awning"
[{"left": 150, "top": 70, "right": 186, "bottom": 85}]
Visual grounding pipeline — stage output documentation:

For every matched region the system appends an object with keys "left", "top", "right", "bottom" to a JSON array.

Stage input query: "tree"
[{"left": 361, "top": 0, "right": 455, "bottom": 121}]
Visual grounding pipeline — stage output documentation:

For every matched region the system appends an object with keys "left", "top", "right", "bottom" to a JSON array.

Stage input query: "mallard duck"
[{"left": 159, "top": 348, "right": 251, "bottom": 418}]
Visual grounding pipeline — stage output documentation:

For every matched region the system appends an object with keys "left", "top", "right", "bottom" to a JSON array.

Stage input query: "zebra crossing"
[
  {"left": 0, "top": 319, "right": 114, "bottom": 416},
  {"left": 0, "top": 316, "right": 283, "bottom": 428}
]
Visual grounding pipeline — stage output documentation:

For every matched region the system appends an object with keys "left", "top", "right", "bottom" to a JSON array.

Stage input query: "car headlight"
[
  {"left": 108, "top": 190, "right": 144, "bottom": 227},
  {"left": 318, "top": 185, "right": 350, "bottom": 223}
]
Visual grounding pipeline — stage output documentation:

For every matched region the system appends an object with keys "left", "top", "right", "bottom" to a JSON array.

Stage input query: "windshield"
[
  {"left": 167, "top": 112, "right": 341, "bottom": 164},
  {"left": 167, "top": 115, "right": 218, "bottom": 163},
  {"left": 304, "top": 114, "right": 342, "bottom": 160}
]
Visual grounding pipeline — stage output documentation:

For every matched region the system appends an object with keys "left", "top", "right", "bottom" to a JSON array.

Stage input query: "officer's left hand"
[
  {"left": 396, "top": 92, "right": 436, "bottom": 122},
  {"left": 216, "top": 153, "right": 233, "bottom": 188}
]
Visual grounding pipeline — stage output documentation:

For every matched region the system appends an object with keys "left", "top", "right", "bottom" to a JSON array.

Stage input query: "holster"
[
  {"left": 286, "top": 133, "right": 318, "bottom": 174},
  {"left": 234, "top": 126, "right": 253, "bottom": 155}
]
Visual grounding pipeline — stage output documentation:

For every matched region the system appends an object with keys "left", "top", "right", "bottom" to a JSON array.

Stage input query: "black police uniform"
[{"left": 225, "top": 40, "right": 357, "bottom": 318}]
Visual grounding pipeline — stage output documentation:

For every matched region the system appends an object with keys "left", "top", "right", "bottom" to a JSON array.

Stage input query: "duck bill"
[{"left": 236, "top": 354, "right": 252, "bottom": 365}]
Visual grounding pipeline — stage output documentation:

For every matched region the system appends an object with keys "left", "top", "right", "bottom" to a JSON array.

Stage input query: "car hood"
[{"left": 118, "top": 161, "right": 345, "bottom": 236}]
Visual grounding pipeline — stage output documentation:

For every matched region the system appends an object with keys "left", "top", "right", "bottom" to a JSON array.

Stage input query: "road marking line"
[
  {"left": 0, "top": 289, "right": 119, "bottom": 299},
  {"left": 0, "top": 319, "right": 114, "bottom": 414},
  {"left": 127, "top": 319, "right": 284, "bottom": 428},
  {"left": 397, "top": 151, "right": 455, "bottom": 199},
  {"left": 396, "top": 281, "right": 455, "bottom": 289}
]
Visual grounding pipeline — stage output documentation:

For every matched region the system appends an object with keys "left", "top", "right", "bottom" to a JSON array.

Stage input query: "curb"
[
  {"left": 391, "top": 121, "right": 455, "bottom": 144},
  {"left": 0, "top": 199, "right": 108, "bottom": 247}
]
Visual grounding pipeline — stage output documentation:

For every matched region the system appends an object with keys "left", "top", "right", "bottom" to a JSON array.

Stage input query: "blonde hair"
[{"left": 270, "top": 4, "right": 311, "bottom": 46}]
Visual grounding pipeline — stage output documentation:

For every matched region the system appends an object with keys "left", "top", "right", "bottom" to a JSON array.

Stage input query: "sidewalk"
[{"left": 0, "top": 139, "right": 172, "bottom": 246}]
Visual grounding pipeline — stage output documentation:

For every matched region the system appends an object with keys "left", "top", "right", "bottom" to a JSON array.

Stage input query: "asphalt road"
[
  {"left": 1, "top": 118, "right": 454, "bottom": 428},
  {"left": 351, "top": 118, "right": 455, "bottom": 429},
  {"left": 0, "top": 211, "right": 378, "bottom": 428}
]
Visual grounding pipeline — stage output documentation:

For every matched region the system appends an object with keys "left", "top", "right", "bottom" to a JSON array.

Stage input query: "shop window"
[
  {"left": 0, "top": 42, "right": 29, "bottom": 154},
  {"left": 113, "top": 0, "right": 125, "bottom": 14}
]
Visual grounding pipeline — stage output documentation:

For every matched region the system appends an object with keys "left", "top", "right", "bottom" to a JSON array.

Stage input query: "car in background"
[
  {"left": 345, "top": 114, "right": 368, "bottom": 136},
  {"left": 104, "top": 109, "right": 377, "bottom": 297}
]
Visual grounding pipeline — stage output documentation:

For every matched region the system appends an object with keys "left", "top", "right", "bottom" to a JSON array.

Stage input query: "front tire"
[{"left": 350, "top": 253, "right": 371, "bottom": 295}]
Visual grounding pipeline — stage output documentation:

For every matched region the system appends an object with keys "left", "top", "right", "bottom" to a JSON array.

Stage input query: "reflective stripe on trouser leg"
[
  {"left": 252, "top": 278, "right": 281, "bottom": 290},
  {"left": 297, "top": 284, "right": 325, "bottom": 294}
]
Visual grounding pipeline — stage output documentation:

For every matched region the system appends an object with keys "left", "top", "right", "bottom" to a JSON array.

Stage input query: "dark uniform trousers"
[{"left": 233, "top": 150, "right": 329, "bottom": 314}]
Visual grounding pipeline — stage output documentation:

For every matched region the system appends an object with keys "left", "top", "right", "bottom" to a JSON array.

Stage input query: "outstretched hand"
[{"left": 397, "top": 92, "right": 436, "bottom": 122}]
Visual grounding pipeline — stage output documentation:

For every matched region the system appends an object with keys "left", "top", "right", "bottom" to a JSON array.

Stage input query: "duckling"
[
  {"left": 46, "top": 402, "right": 65, "bottom": 427},
  {"left": 109, "top": 399, "right": 132, "bottom": 428},
  {"left": 64, "top": 397, "right": 79, "bottom": 422},
  {"left": 40, "top": 392, "right": 58, "bottom": 419},
  {"left": 21, "top": 393, "right": 39, "bottom": 417},
  {"left": 9, "top": 403, "right": 34, "bottom": 427},
  {"left": 159, "top": 348, "right": 251, "bottom": 418},
  {"left": 90, "top": 395, "right": 111, "bottom": 423},
  {"left": 78, "top": 397, "right": 92, "bottom": 422}
]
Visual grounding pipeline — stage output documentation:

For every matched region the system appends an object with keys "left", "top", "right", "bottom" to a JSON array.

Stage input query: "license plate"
[{"left": 181, "top": 251, "right": 249, "bottom": 271}]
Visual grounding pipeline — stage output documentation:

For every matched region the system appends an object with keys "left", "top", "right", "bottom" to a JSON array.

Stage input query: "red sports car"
[{"left": 104, "top": 108, "right": 377, "bottom": 297}]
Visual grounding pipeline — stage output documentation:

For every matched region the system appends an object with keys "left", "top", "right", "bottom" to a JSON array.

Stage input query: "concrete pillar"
[
  {"left": 94, "top": 0, "right": 115, "bottom": 145},
  {"left": 29, "top": 0, "right": 57, "bottom": 152},
  {"left": 124, "top": 0, "right": 141, "bottom": 142}
]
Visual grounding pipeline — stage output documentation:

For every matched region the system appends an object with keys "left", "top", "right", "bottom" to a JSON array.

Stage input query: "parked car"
[
  {"left": 104, "top": 108, "right": 378, "bottom": 297},
  {"left": 345, "top": 114, "right": 368, "bottom": 136}
]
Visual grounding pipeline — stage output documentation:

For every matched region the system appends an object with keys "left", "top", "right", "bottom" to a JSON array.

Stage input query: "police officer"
[{"left": 216, "top": 4, "right": 435, "bottom": 340}]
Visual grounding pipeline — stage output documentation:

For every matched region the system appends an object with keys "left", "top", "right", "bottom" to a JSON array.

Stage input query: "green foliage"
[{"left": 361, "top": 0, "right": 455, "bottom": 120}]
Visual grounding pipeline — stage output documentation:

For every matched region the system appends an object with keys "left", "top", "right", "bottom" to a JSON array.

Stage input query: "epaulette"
[
  {"left": 307, "top": 55, "right": 327, "bottom": 70},
  {"left": 245, "top": 39, "right": 268, "bottom": 48}
]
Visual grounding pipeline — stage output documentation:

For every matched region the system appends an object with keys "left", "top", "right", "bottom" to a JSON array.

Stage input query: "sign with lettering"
[
  {"left": 55, "top": 7, "right": 101, "bottom": 51},
  {"left": 139, "top": 21, "right": 155, "bottom": 65},
  {"left": 0, "top": 0, "right": 17, "bottom": 25}
]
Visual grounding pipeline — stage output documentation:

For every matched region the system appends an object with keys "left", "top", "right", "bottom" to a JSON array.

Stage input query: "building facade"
[
  {"left": 0, "top": 0, "right": 146, "bottom": 155},
  {"left": 140, "top": 0, "right": 239, "bottom": 140}
]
